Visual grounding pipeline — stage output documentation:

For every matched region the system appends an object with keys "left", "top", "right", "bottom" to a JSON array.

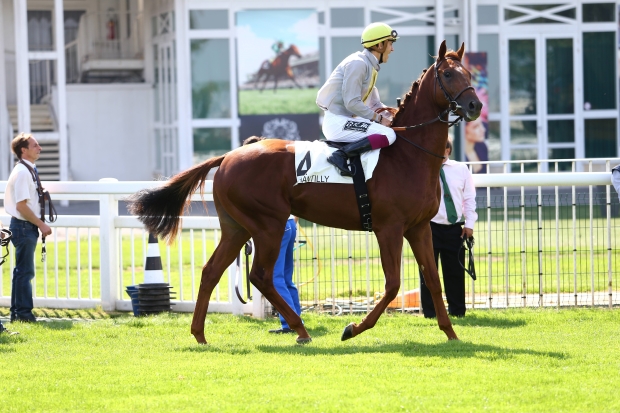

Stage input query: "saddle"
[{"left": 325, "top": 141, "right": 373, "bottom": 232}]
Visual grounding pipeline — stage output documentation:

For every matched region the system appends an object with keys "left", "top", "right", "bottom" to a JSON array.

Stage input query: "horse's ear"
[
  {"left": 437, "top": 40, "right": 447, "bottom": 62},
  {"left": 457, "top": 42, "right": 465, "bottom": 60}
]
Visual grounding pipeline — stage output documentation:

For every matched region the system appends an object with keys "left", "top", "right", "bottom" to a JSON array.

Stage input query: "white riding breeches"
[{"left": 322, "top": 111, "right": 396, "bottom": 144}]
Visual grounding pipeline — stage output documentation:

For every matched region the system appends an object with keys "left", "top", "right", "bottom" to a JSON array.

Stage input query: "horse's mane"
[{"left": 391, "top": 50, "right": 461, "bottom": 125}]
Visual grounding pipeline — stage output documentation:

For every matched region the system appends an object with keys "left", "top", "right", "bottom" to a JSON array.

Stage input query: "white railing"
[
  {"left": 0, "top": 179, "right": 259, "bottom": 316},
  {"left": 0, "top": 160, "right": 619, "bottom": 315}
]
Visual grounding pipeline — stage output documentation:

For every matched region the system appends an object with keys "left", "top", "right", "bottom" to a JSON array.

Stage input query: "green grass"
[
  {"left": 238, "top": 87, "right": 320, "bottom": 115},
  {"left": 1, "top": 308, "right": 619, "bottom": 412}
]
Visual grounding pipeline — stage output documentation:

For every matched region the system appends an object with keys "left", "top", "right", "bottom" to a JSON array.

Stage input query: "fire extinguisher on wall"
[{"left": 106, "top": 9, "right": 117, "bottom": 40}]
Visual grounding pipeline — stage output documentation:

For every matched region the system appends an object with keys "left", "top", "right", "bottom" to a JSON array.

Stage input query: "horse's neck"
[{"left": 390, "top": 82, "right": 449, "bottom": 170}]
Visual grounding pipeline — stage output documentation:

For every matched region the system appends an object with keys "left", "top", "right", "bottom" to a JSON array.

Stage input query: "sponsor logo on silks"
[
  {"left": 343, "top": 121, "right": 370, "bottom": 132},
  {"left": 298, "top": 175, "right": 330, "bottom": 183}
]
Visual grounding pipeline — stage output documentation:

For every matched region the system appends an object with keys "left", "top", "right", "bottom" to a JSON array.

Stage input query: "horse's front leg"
[
  {"left": 341, "top": 225, "right": 403, "bottom": 341},
  {"left": 404, "top": 224, "right": 458, "bottom": 340}
]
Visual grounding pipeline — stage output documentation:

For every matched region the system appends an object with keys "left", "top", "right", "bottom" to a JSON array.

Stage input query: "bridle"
[{"left": 392, "top": 57, "right": 475, "bottom": 158}]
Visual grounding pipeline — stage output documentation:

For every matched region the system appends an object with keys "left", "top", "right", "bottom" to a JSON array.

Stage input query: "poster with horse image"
[{"left": 236, "top": 9, "right": 319, "bottom": 117}]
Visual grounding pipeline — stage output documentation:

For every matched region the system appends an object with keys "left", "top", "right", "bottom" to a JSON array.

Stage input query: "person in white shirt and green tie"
[{"left": 420, "top": 138, "right": 478, "bottom": 318}]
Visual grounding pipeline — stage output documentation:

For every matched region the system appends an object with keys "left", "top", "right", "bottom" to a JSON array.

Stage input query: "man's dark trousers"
[
  {"left": 9, "top": 217, "right": 38, "bottom": 321},
  {"left": 419, "top": 221, "right": 466, "bottom": 318}
]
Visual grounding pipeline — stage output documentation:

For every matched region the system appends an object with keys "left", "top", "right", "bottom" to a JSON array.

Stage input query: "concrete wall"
[{"left": 66, "top": 83, "right": 153, "bottom": 180}]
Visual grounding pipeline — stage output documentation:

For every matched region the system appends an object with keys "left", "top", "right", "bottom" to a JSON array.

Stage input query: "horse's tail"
[{"left": 127, "top": 155, "right": 226, "bottom": 243}]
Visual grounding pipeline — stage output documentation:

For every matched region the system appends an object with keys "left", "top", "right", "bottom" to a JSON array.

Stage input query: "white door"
[{"left": 501, "top": 33, "right": 580, "bottom": 172}]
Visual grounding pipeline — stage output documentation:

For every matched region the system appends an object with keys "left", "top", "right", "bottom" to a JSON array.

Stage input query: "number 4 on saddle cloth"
[{"left": 294, "top": 140, "right": 381, "bottom": 232}]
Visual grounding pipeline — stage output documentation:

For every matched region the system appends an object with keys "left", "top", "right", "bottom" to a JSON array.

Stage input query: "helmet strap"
[{"left": 377, "top": 41, "right": 386, "bottom": 64}]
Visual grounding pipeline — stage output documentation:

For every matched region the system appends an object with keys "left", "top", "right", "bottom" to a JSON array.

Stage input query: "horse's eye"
[{"left": 444, "top": 71, "right": 451, "bottom": 78}]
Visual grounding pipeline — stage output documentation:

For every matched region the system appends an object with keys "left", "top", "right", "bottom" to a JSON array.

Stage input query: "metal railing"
[{"left": 0, "top": 160, "right": 619, "bottom": 316}]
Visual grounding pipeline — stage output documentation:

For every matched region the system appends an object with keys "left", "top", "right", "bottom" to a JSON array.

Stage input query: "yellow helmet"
[{"left": 361, "top": 23, "right": 398, "bottom": 47}]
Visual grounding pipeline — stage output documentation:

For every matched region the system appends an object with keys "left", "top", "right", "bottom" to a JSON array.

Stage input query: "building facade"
[{"left": 1, "top": 0, "right": 618, "bottom": 181}]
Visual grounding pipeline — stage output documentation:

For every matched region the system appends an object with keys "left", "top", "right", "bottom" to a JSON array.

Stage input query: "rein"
[
  {"left": 0, "top": 227, "right": 11, "bottom": 267},
  {"left": 391, "top": 57, "right": 474, "bottom": 158}
]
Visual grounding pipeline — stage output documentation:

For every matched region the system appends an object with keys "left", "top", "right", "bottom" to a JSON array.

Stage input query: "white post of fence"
[
  {"left": 99, "top": 178, "right": 119, "bottom": 311},
  {"left": 230, "top": 255, "right": 244, "bottom": 315}
]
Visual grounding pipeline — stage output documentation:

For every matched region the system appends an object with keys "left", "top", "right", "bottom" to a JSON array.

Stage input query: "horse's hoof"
[
  {"left": 192, "top": 333, "right": 207, "bottom": 345},
  {"left": 341, "top": 323, "right": 355, "bottom": 341},
  {"left": 296, "top": 337, "right": 312, "bottom": 345}
]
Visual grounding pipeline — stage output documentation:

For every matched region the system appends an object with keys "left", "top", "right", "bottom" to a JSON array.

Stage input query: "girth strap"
[{"left": 349, "top": 155, "right": 373, "bottom": 232}]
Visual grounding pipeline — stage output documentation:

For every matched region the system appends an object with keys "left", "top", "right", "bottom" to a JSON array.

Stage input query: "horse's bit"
[{"left": 393, "top": 57, "right": 475, "bottom": 158}]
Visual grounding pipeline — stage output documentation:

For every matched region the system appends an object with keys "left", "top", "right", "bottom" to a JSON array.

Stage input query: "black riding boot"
[{"left": 327, "top": 137, "right": 373, "bottom": 177}]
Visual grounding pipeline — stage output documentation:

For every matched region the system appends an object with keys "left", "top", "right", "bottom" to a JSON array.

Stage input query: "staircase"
[
  {"left": 8, "top": 105, "right": 61, "bottom": 180},
  {"left": 8, "top": 104, "right": 55, "bottom": 132}
]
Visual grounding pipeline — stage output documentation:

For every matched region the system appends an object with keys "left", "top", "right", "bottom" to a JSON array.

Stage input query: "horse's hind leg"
[
  {"left": 341, "top": 225, "right": 403, "bottom": 341},
  {"left": 249, "top": 227, "right": 310, "bottom": 343},
  {"left": 191, "top": 220, "right": 250, "bottom": 344},
  {"left": 405, "top": 224, "right": 458, "bottom": 340}
]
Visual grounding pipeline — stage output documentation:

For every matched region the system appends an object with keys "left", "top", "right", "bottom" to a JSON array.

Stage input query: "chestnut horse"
[
  {"left": 254, "top": 44, "right": 302, "bottom": 92},
  {"left": 128, "top": 41, "right": 482, "bottom": 344}
]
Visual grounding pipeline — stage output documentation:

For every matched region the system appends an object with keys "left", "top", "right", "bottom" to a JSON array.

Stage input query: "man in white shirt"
[
  {"left": 5, "top": 133, "right": 52, "bottom": 323},
  {"left": 420, "top": 138, "right": 478, "bottom": 318},
  {"left": 612, "top": 165, "right": 620, "bottom": 202}
]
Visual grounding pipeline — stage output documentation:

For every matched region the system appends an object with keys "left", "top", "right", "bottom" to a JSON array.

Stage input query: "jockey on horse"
[{"left": 317, "top": 22, "right": 399, "bottom": 177}]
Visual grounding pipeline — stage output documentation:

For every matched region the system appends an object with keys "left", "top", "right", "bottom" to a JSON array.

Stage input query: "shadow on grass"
[
  {"left": 256, "top": 340, "right": 567, "bottom": 360},
  {"left": 0, "top": 332, "right": 26, "bottom": 351},
  {"left": 38, "top": 320, "right": 74, "bottom": 330},
  {"left": 448, "top": 313, "right": 527, "bottom": 328}
]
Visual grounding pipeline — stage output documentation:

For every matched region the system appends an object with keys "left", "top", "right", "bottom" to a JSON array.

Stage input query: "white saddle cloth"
[{"left": 293, "top": 140, "right": 381, "bottom": 185}]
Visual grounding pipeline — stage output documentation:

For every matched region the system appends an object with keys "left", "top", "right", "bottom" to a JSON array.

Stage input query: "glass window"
[
  {"left": 330, "top": 8, "right": 364, "bottom": 28},
  {"left": 555, "top": 8, "right": 576, "bottom": 20},
  {"left": 548, "top": 148, "right": 575, "bottom": 171},
  {"left": 375, "top": 36, "right": 436, "bottom": 105},
  {"left": 193, "top": 128, "right": 231, "bottom": 164},
  {"left": 191, "top": 39, "right": 230, "bottom": 119},
  {"left": 582, "top": 3, "right": 615, "bottom": 23},
  {"left": 510, "top": 120, "right": 537, "bottom": 145},
  {"left": 585, "top": 119, "right": 617, "bottom": 157},
  {"left": 479, "top": 34, "right": 500, "bottom": 113},
  {"left": 331, "top": 37, "right": 360, "bottom": 69},
  {"left": 505, "top": 5, "right": 575, "bottom": 23},
  {"left": 511, "top": 149, "right": 538, "bottom": 172},
  {"left": 189, "top": 10, "right": 228, "bottom": 30},
  {"left": 151, "top": 16, "right": 157, "bottom": 37},
  {"left": 153, "top": 46, "right": 160, "bottom": 122},
  {"left": 548, "top": 120, "right": 574, "bottom": 143},
  {"left": 28, "top": 11, "right": 53, "bottom": 51},
  {"left": 488, "top": 121, "right": 501, "bottom": 161},
  {"left": 583, "top": 32, "right": 616, "bottom": 110},
  {"left": 509, "top": 39, "right": 536, "bottom": 115},
  {"left": 546, "top": 38, "right": 573, "bottom": 114},
  {"left": 372, "top": 7, "right": 433, "bottom": 27},
  {"left": 478, "top": 5, "right": 498, "bottom": 25}
]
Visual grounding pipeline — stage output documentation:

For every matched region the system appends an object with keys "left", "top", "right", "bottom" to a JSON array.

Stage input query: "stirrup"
[{"left": 327, "top": 152, "right": 353, "bottom": 177}]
